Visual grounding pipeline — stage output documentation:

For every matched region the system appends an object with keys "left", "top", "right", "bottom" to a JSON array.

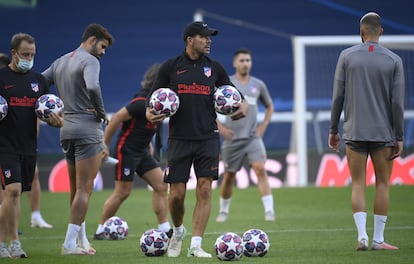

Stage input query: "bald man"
[{"left": 329, "top": 12, "right": 404, "bottom": 251}]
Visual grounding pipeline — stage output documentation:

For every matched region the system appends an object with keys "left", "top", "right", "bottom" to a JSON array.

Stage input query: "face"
[
  {"left": 90, "top": 38, "right": 109, "bottom": 59},
  {"left": 233, "top": 53, "right": 252, "bottom": 76},
  {"left": 188, "top": 34, "right": 212, "bottom": 56},
  {"left": 11, "top": 40, "right": 35, "bottom": 71}
]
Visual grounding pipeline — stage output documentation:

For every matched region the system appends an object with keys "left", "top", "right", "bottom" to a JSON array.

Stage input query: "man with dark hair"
[
  {"left": 94, "top": 64, "right": 172, "bottom": 240},
  {"left": 216, "top": 48, "right": 275, "bottom": 223},
  {"left": 43, "top": 23, "right": 114, "bottom": 255},
  {"left": 0, "top": 33, "right": 61, "bottom": 259},
  {"left": 146, "top": 21, "right": 248, "bottom": 258},
  {"left": 329, "top": 12, "right": 404, "bottom": 251}
]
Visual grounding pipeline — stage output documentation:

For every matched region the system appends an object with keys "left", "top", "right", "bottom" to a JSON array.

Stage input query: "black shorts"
[
  {"left": 165, "top": 138, "right": 220, "bottom": 183},
  {"left": 0, "top": 153, "right": 36, "bottom": 192},
  {"left": 115, "top": 151, "right": 158, "bottom": 182},
  {"left": 345, "top": 140, "right": 395, "bottom": 154}
]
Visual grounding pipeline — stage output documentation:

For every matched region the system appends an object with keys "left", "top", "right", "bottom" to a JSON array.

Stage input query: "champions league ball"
[
  {"left": 213, "top": 85, "right": 242, "bottom": 115},
  {"left": 103, "top": 216, "right": 129, "bottom": 240},
  {"left": 35, "top": 93, "right": 64, "bottom": 121},
  {"left": 149, "top": 88, "right": 180, "bottom": 117},
  {"left": 242, "top": 229, "right": 270, "bottom": 257},
  {"left": 139, "top": 229, "right": 169, "bottom": 257},
  {"left": 214, "top": 232, "right": 244, "bottom": 261},
  {"left": 0, "top": 95, "right": 8, "bottom": 121}
]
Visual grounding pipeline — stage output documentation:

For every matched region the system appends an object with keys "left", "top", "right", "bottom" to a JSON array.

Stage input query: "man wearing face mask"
[
  {"left": 0, "top": 33, "right": 62, "bottom": 259},
  {"left": 42, "top": 23, "right": 114, "bottom": 256}
]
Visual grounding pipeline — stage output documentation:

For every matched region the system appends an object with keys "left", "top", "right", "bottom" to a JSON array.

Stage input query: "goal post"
[{"left": 291, "top": 35, "right": 414, "bottom": 186}]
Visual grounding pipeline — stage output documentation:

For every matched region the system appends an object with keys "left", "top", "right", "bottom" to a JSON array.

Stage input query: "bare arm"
[{"left": 256, "top": 102, "right": 274, "bottom": 137}]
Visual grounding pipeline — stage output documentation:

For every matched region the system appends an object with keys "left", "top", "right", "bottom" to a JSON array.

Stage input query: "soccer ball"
[
  {"left": 213, "top": 85, "right": 242, "bottom": 115},
  {"left": 35, "top": 93, "right": 64, "bottom": 121},
  {"left": 242, "top": 229, "right": 270, "bottom": 257},
  {"left": 103, "top": 216, "right": 129, "bottom": 240},
  {"left": 0, "top": 95, "right": 8, "bottom": 121},
  {"left": 139, "top": 228, "right": 169, "bottom": 257},
  {"left": 149, "top": 88, "right": 179, "bottom": 117},
  {"left": 214, "top": 232, "right": 244, "bottom": 261}
]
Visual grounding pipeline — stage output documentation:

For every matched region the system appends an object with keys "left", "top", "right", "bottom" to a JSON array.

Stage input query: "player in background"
[
  {"left": 328, "top": 12, "right": 404, "bottom": 251},
  {"left": 94, "top": 64, "right": 171, "bottom": 239},
  {"left": 0, "top": 54, "right": 52, "bottom": 229},
  {"left": 0, "top": 33, "right": 62, "bottom": 259},
  {"left": 146, "top": 21, "right": 248, "bottom": 258},
  {"left": 42, "top": 23, "right": 114, "bottom": 255},
  {"left": 216, "top": 48, "right": 275, "bottom": 222}
]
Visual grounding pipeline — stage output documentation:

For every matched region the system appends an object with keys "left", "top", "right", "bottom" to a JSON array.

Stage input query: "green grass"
[{"left": 5, "top": 185, "right": 414, "bottom": 263}]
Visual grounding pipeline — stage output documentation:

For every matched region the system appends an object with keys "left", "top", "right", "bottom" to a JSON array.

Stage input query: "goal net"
[{"left": 291, "top": 35, "right": 414, "bottom": 186}]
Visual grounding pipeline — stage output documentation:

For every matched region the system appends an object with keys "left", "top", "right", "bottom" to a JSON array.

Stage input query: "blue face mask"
[{"left": 17, "top": 57, "right": 34, "bottom": 72}]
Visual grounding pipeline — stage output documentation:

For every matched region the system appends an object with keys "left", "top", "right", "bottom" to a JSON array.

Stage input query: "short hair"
[
  {"left": 81, "top": 23, "right": 114, "bottom": 46},
  {"left": 360, "top": 12, "right": 382, "bottom": 34},
  {"left": 10, "top": 33, "right": 35, "bottom": 50},
  {"left": 234, "top": 48, "right": 251, "bottom": 58},
  {"left": 0, "top": 53, "right": 10, "bottom": 68},
  {"left": 141, "top": 64, "right": 161, "bottom": 91}
]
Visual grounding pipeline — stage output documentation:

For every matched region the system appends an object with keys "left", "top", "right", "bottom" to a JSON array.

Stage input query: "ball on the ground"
[
  {"left": 149, "top": 87, "right": 180, "bottom": 117},
  {"left": 213, "top": 85, "right": 242, "bottom": 115},
  {"left": 139, "top": 228, "right": 169, "bottom": 257},
  {"left": 35, "top": 93, "right": 64, "bottom": 121},
  {"left": 214, "top": 232, "right": 244, "bottom": 261},
  {"left": 0, "top": 95, "right": 8, "bottom": 121},
  {"left": 103, "top": 216, "right": 128, "bottom": 240},
  {"left": 242, "top": 228, "right": 270, "bottom": 257}
]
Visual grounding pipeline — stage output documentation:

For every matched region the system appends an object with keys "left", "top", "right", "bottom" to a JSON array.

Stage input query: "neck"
[{"left": 235, "top": 73, "right": 250, "bottom": 83}]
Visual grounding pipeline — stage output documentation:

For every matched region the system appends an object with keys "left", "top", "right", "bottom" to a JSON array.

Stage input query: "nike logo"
[
  {"left": 4, "top": 84, "right": 14, "bottom": 89},
  {"left": 210, "top": 166, "right": 218, "bottom": 171},
  {"left": 176, "top": 69, "right": 187, "bottom": 75}
]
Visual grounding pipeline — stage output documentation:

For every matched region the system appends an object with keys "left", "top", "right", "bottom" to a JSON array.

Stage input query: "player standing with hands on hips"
[
  {"left": 146, "top": 21, "right": 248, "bottom": 258},
  {"left": 216, "top": 48, "right": 275, "bottom": 223},
  {"left": 329, "top": 12, "right": 404, "bottom": 251},
  {"left": 0, "top": 33, "right": 62, "bottom": 259},
  {"left": 42, "top": 23, "right": 114, "bottom": 255}
]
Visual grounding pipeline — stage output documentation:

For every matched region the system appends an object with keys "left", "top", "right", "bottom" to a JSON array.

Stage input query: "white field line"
[{"left": 19, "top": 225, "right": 414, "bottom": 240}]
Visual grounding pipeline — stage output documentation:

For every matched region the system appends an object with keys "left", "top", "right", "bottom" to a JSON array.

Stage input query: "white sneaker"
[
  {"left": 0, "top": 243, "right": 11, "bottom": 258},
  {"left": 9, "top": 240, "right": 27, "bottom": 258},
  {"left": 61, "top": 245, "right": 88, "bottom": 255},
  {"left": 31, "top": 217, "right": 53, "bottom": 228},
  {"left": 216, "top": 212, "right": 228, "bottom": 222},
  {"left": 265, "top": 211, "right": 275, "bottom": 221},
  {"left": 79, "top": 243, "right": 96, "bottom": 255},
  {"left": 167, "top": 227, "right": 186, "bottom": 257},
  {"left": 187, "top": 247, "right": 212, "bottom": 258}
]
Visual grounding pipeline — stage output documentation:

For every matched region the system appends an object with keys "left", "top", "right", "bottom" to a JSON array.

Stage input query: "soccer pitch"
[{"left": 9, "top": 185, "right": 414, "bottom": 263}]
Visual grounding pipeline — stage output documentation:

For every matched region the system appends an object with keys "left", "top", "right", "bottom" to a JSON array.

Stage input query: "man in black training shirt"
[{"left": 146, "top": 21, "right": 248, "bottom": 258}]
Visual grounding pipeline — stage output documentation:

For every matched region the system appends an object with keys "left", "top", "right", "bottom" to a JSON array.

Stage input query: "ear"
[
  {"left": 379, "top": 27, "right": 384, "bottom": 36},
  {"left": 87, "top": 36, "right": 97, "bottom": 45}
]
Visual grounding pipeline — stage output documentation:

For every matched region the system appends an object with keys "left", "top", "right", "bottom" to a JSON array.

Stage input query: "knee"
[
  {"left": 196, "top": 180, "right": 212, "bottom": 200},
  {"left": 153, "top": 182, "right": 168, "bottom": 194}
]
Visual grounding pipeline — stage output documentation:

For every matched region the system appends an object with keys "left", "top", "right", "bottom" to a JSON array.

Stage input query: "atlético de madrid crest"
[
  {"left": 31, "top": 83, "right": 39, "bottom": 92},
  {"left": 203, "top": 67, "right": 211, "bottom": 78}
]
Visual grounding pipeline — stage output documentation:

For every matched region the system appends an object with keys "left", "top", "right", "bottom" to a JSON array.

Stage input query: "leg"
[
  {"left": 99, "top": 181, "right": 133, "bottom": 225},
  {"left": 167, "top": 182, "right": 186, "bottom": 257},
  {"left": 251, "top": 161, "right": 275, "bottom": 220},
  {"left": 93, "top": 180, "right": 132, "bottom": 239},
  {"left": 345, "top": 145, "right": 369, "bottom": 249},
  {"left": 216, "top": 171, "right": 235, "bottom": 222},
  {"left": 193, "top": 177, "right": 213, "bottom": 237},
  {"left": 1, "top": 183, "right": 21, "bottom": 243},
  {"left": 370, "top": 147, "right": 397, "bottom": 249},
  {"left": 28, "top": 165, "right": 52, "bottom": 228},
  {"left": 169, "top": 183, "right": 186, "bottom": 228},
  {"left": 142, "top": 167, "right": 170, "bottom": 229}
]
